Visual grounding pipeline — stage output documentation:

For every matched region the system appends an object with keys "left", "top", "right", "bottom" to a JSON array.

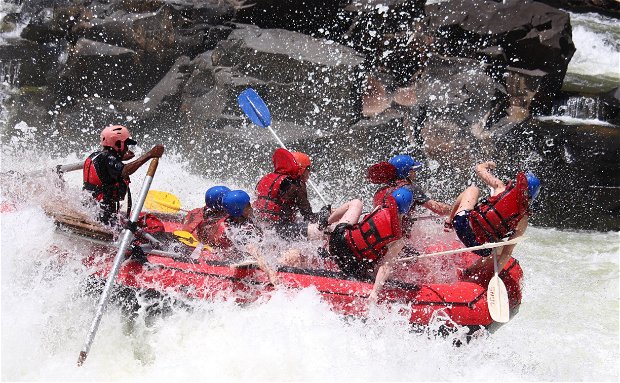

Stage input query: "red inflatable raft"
[{"left": 53, "top": 211, "right": 524, "bottom": 337}]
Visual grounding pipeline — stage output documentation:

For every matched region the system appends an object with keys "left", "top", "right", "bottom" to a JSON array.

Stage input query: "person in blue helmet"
[
  {"left": 369, "top": 154, "right": 451, "bottom": 236},
  {"left": 324, "top": 187, "right": 414, "bottom": 304},
  {"left": 204, "top": 189, "right": 277, "bottom": 284},
  {"left": 445, "top": 161, "right": 541, "bottom": 281},
  {"left": 181, "top": 185, "right": 230, "bottom": 245}
]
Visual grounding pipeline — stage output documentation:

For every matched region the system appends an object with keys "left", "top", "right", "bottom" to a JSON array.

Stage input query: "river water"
[
  {"left": 1, "top": 4, "right": 619, "bottom": 382},
  {"left": 1, "top": 149, "right": 618, "bottom": 381}
]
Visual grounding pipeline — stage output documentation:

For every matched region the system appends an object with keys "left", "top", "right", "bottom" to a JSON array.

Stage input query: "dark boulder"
[
  {"left": 497, "top": 118, "right": 620, "bottom": 231},
  {"left": 209, "top": 24, "right": 366, "bottom": 130},
  {"left": 341, "top": 0, "right": 430, "bottom": 86},
  {"left": 118, "top": 55, "right": 193, "bottom": 135},
  {"left": 53, "top": 38, "right": 141, "bottom": 100},
  {"left": 410, "top": 56, "right": 508, "bottom": 164},
  {"left": 535, "top": 0, "right": 620, "bottom": 18},
  {"left": 0, "top": 37, "right": 63, "bottom": 87},
  {"left": 426, "top": 0, "right": 575, "bottom": 115},
  {"left": 234, "top": 0, "right": 347, "bottom": 36}
]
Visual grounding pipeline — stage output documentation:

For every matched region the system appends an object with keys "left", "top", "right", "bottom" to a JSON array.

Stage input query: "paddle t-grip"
[{"left": 146, "top": 158, "right": 159, "bottom": 177}]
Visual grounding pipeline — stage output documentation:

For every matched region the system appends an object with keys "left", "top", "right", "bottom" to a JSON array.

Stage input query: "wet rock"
[
  {"left": 209, "top": 24, "right": 366, "bottom": 130},
  {"left": 498, "top": 118, "right": 620, "bottom": 231},
  {"left": 234, "top": 0, "right": 346, "bottom": 35},
  {"left": 504, "top": 66, "right": 559, "bottom": 122},
  {"left": 118, "top": 55, "right": 193, "bottom": 132},
  {"left": 53, "top": 38, "right": 141, "bottom": 100},
  {"left": 551, "top": 89, "right": 620, "bottom": 126},
  {"left": 0, "top": 38, "right": 62, "bottom": 87},
  {"left": 343, "top": 0, "right": 431, "bottom": 86},
  {"left": 426, "top": 0, "right": 575, "bottom": 115},
  {"left": 414, "top": 56, "right": 508, "bottom": 153},
  {"left": 535, "top": 0, "right": 620, "bottom": 18}
]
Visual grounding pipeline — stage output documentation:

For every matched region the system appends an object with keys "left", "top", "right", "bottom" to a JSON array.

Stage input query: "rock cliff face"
[{"left": 0, "top": 0, "right": 617, "bottom": 230}]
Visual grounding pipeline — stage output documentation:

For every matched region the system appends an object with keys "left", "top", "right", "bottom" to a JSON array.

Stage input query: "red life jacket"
[
  {"left": 470, "top": 172, "right": 530, "bottom": 243},
  {"left": 254, "top": 148, "right": 302, "bottom": 223},
  {"left": 372, "top": 179, "right": 410, "bottom": 207},
  {"left": 182, "top": 207, "right": 205, "bottom": 234},
  {"left": 345, "top": 197, "right": 402, "bottom": 262},
  {"left": 137, "top": 213, "right": 165, "bottom": 233},
  {"left": 83, "top": 151, "right": 129, "bottom": 202},
  {"left": 203, "top": 216, "right": 232, "bottom": 248}
]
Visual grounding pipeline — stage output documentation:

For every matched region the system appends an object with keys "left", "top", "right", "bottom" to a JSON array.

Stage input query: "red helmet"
[
  {"left": 100, "top": 125, "right": 137, "bottom": 153},
  {"left": 291, "top": 151, "right": 311, "bottom": 174}
]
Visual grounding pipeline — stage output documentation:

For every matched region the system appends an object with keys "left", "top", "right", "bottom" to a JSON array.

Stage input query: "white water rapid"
[{"left": 0, "top": 147, "right": 618, "bottom": 381}]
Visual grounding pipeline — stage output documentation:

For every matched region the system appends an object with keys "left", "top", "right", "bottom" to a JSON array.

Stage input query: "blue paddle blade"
[{"left": 237, "top": 88, "right": 272, "bottom": 128}]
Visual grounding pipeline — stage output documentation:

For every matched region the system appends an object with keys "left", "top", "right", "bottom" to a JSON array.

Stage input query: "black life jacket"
[{"left": 83, "top": 150, "right": 130, "bottom": 215}]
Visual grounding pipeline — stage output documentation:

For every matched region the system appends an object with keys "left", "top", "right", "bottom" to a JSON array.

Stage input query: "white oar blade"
[{"left": 487, "top": 276, "right": 510, "bottom": 323}]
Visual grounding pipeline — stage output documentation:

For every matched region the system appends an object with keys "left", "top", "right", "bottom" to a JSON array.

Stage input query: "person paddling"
[
  {"left": 445, "top": 161, "right": 541, "bottom": 282},
  {"left": 83, "top": 125, "right": 164, "bottom": 225},
  {"left": 181, "top": 185, "right": 230, "bottom": 245},
  {"left": 324, "top": 187, "right": 415, "bottom": 304},
  {"left": 369, "top": 154, "right": 451, "bottom": 235},
  {"left": 254, "top": 148, "right": 330, "bottom": 240}
]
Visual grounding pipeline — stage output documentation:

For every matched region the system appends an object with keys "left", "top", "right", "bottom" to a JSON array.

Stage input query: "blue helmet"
[
  {"left": 389, "top": 155, "right": 423, "bottom": 179},
  {"left": 205, "top": 186, "right": 231, "bottom": 209},
  {"left": 391, "top": 187, "right": 414, "bottom": 214},
  {"left": 525, "top": 171, "right": 541, "bottom": 201},
  {"left": 222, "top": 190, "right": 251, "bottom": 217}
]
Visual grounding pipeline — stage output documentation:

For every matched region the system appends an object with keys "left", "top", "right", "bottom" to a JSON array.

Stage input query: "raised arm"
[
  {"left": 422, "top": 199, "right": 452, "bottom": 216},
  {"left": 475, "top": 161, "right": 505, "bottom": 194},
  {"left": 122, "top": 144, "right": 164, "bottom": 177}
]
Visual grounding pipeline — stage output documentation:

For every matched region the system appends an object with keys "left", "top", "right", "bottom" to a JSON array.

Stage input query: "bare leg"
[
  {"left": 307, "top": 199, "right": 364, "bottom": 239},
  {"left": 448, "top": 186, "right": 480, "bottom": 222},
  {"left": 327, "top": 199, "right": 363, "bottom": 227}
]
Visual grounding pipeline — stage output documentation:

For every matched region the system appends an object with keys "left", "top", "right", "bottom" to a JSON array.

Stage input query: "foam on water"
[
  {"left": 1, "top": 144, "right": 618, "bottom": 381},
  {"left": 535, "top": 115, "right": 615, "bottom": 126},
  {"left": 568, "top": 12, "right": 620, "bottom": 81}
]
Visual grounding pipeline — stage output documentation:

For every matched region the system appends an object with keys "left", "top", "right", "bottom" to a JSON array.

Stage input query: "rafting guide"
[{"left": 83, "top": 125, "right": 164, "bottom": 226}]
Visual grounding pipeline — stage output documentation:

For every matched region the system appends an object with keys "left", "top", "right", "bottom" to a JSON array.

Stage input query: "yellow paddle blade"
[
  {"left": 173, "top": 230, "right": 213, "bottom": 252},
  {"left": 173, "top": 230, "right": 199, "bottom": 247},
  {"left": 145, "top": 190, "right": 181, "bottom": 213}
]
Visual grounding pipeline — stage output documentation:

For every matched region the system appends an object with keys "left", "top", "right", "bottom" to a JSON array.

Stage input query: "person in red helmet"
[
  {"left": 83, "top": 125, "right": 164, "bottom": 225},
  {"left": 253, "top": 148, "right": 330, "bottom": 240}
]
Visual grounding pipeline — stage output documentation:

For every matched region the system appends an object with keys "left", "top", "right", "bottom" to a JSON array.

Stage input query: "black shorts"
[
  {"left": 328, "top": 223, "right": 374, "bottom": 281},
  {"left": 274, "top": 221, "right": 309, "bottom": 240},
  {"left": 452, "top": 211, "right": 491, "bottom": 257}
]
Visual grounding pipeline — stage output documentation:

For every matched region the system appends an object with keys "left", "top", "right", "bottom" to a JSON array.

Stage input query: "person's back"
[
  {"left": 254, "top": 148, "right": 327, "bottom": 240},
  {"left": 83, "top": 147, "right": 129, "bottom": 224},
  {"left": 469, "top": 172, "right": 530, "bottom": 243},
  {"left": 337, "top": 198, "right": 402, "bottom": 279},
  {"left": 254, "top": 148, "right": 303, "bottom": 223},
  {"left": 325, "top": 187, "right": 414, "bottom": 304}
]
